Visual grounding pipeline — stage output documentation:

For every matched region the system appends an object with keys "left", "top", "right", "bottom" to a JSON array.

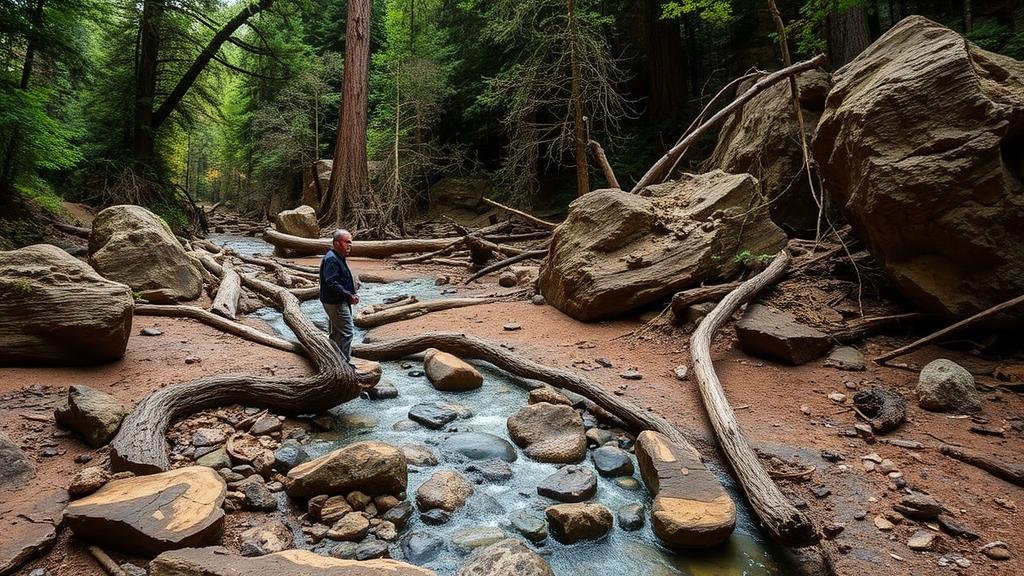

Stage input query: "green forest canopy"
[{"left": 2, "top": 0, "right": 1022, "bottom": 232}]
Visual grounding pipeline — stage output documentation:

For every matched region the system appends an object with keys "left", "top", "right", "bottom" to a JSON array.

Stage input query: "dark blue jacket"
[{"left": 319, "top": 249, "right": 356, "bottom": 305}]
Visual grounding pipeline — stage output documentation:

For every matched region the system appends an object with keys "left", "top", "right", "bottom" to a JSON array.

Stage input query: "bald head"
[{"left": 332, "top": 229, "right": 353, "bottom": 256}]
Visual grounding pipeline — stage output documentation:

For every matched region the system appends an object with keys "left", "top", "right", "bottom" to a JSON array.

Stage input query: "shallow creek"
[{"left": 209, "top": 233, "right": 791, "bottom": 575}]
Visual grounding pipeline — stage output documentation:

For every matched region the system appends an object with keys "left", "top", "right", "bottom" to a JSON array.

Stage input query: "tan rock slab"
[
  {"left": 545, "top": 503, "right": 613, "bottom": 544},
  {"left": 507, "top": 402, "right": 586, "bottom": 463},
  {"left": 423, "top": 349, "right": 483, "bottom": 391},
  {"left": 635, "top": 430, "right": 736, "bottom": 548},
  {"left": 150, "top": 547, "right": 436, "bottom": 576},
  {"left": 64, "top": 466, "right": 226, "bottom": 555},
  {"left": 286, "top": 441, "right": 406, "bottom": 498},
  {"left": 415, "top": 470, "right": 474, "bottom": 512}
]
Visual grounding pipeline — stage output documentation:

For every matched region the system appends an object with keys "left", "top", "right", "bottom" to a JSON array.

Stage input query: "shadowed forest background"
[{"left": 2, "top": 0, "right": 1023, "bottom": 241}]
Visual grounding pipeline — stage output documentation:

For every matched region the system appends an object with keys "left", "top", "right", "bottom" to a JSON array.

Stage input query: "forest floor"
[{"left": 1, "top": 236, "right": 1022, "bottom": 576}]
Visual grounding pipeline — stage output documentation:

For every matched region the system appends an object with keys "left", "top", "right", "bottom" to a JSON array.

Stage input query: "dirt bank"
[{"left": 2, "top": 256, "right": 1020, "bottom": 576}]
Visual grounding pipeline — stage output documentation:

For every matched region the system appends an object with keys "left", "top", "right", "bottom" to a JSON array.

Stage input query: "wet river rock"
[
  {"left": 285, "top": 441, "right": 407, "bottom": 498},
  {"left": 591, "top": 445, "right": 634, "bottom": 477},
  {"left": 456, "top": 538, "right": 555, "bottom": 576},
  {"left": 510, "top": 509, "right": 548, "bottom": 542},
  {"left": 545, "top": 503, "right": 613, "bottom": 544},
  {"left": 635, "top": 431, "right": 736, "bottom": 548},
  {"left": 149, "top": 547, "right": 435, "bottom": 576},
  {"left": 408, "top": 402, "right": 460, "bottom": 430},
  {"left": 537, "top": 465, "right": 597, "bottom": 503},
  {"left": 424, "top": 348, "right": 483, "bottom": 391},
  {"left": 64, "top": 466, "right": 226, "bottom": 555},
  {"left": 416, "top": 470, "right": 474, "bottom": 512},
  {"left": 402, "top": 531, "right": 445, "bottom": 564},
  {"left": 506, "top": 402, "right": 587, "bottom": 463},
  {"left": 442, "top": 432, "right": 518, "bottom": 462}
]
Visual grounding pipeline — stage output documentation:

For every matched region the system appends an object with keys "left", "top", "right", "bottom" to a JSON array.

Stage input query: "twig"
[
  {"left": 874, "top": 293, "right": 1024, "bottom": 364},
  {"left": 588, "top": 139, "right": 620, "bottom": 189},
  {"left": 87, "top": 545, "right": 127, "bottom": 576},
  {"left": 481, "top": 197, "right": 558, "bottom": 230}
]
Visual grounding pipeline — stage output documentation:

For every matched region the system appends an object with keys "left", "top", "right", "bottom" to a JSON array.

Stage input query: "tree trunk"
[
  {"left": 963, "top": 0, "right": 972, "bottom": 33},
  {"left": 262, "top": 228, "right": 462, "bottom": 257},
  {"left": 1, "top": 0, "right": 45, "bottom": 196},
  {"left": 568, "top": 0, "right": 590, "bottom": 197},
  {"left": 210, "top": 261, "right": 241, "bottom": 320},
  {"left": 826, "top": 3, "right": 872, "bottom": 68},
  {"left": 323, "top": 0, "right": 373, "bottom": 227},
  {"left": 639, "top": 0, "right": 687, "bottom": 120},
  {"left": 133, "top": 0, "right": 162, "bottom": 162}
]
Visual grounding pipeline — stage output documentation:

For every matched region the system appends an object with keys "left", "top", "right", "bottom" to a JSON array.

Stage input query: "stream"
[{"left": 208, "top": 233, "right": 792, "bottom": 575}]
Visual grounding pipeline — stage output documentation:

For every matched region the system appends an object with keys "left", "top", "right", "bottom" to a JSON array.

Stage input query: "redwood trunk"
[
  {"left": 133, "top": 0, "right": 162, "bottom": 162},
  {"left": 568, "top": 0, "right": 590, "bottom": 196},
  {"left": 826, "top": 4, "right": 871, "bottom": 68}
]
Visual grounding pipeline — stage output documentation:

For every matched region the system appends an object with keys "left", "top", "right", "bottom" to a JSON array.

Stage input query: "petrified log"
[
  {"left": 354, "top": 298, "right": 498, "bottom": 329},
  {"left": 263, "top": 228, "right": 460, "bottom": 258},
  {"left": 210, "top": 261, "right": 241, "bottom": 320},
  {"left": 690, "top": 250, "right": 817, "bottom": 547},
  {"left": 353, "top": 333, "right": 703, "bottom": 451},
  {"left": 109, "top": 256, "right": 363, "bottom": 474}
]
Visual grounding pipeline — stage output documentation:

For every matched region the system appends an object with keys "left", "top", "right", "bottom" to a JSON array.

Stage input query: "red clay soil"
[{"left": 1, "top": 256, "right": 1021, "bottom": 576}]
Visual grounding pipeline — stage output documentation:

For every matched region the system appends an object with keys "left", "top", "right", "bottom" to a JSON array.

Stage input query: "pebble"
[
  {"left": 355, "top": 539, "right": 389, "bottom": 560},
  {"left": 877, "top": 459, "right": 897, "bottom": 474},
  {"left": 810, "top": 485, "right": 831, "bottom": 499},
  {"left": 672, "top": 365, "right": 689, "bottom": 381},
  {"left": 420, "top": 508, "right": 451, "bottom": 525},
  {"left": 74, "top": 453, "right": 93, "bottom": 464},
  {"left": 980, "top": 541, "right": 1011, "bottom": 561},
  {"left": 503, "top": 323, "right": 522, "bottom": 331},
  {"left": 594, "top": 357, "right": 613, "bottom": 368},
  {"left": 531, "top": 295, "right": 546, "bottom": 305},
  {"left": 619, "top": 370, "right": 643, "bottom": 380},
  {"left": 907, "top": 529, "right": 939, "bottom": 551},
  {"left": 140, "top": 327, "right": 163, "bottom": 336},
  {"left": 827, "top": 392, "right": 846, "bottom": 403},
  {"left": 407, "top": 370, "right": 425, "bottom": 377},
  {"left": 874, "top": 516, "right": 895, "bottom": 531},
  {"left": 185, "top": 355, "right": 201, "bottom": 364}
]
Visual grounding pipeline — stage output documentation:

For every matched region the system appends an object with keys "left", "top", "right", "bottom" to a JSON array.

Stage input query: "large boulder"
[
  {"left": 506, "top": 402, "right": 587, "bottom": 463},
  {"left": 635, "top": 430, "right": 736, "bottom": 548},
  {"left": 150, "top": 547, "right": 435, "bottom": 576},
  {"left": 285, "top": 441, "right": 407, "bottom": 498},
  {"left": 88, "top": 205, "right": 203, "bottom": 302},
  {"left": 708, "top": 70, "right": 832, "bottom": 236},
  {"left": 64, "top": 466, "right": 226, "bottom": 555},
  {"left": 917, "top": 359, "right": 981, "bottom": 413},
  {"left": 538, "top": 172, "right": 787, "bottom": 321},
  {"left": 274, "top": 205, "right": 320, "bottom": 238},
  {"left": 423, "top": 349, "right": 483, "bottom": 391},
  {"left": 813, "top": 16, "right": 1024, "bottom": 325},
  {"left": 0, "top": 244, "right": 133, "bottom": 365},
  {"left": 456, "top": 539, "right": 555, "bottom": 576},
  {"left": 428, "top": 176, "right": 490, "bottom": 213},
  {"left": 54, "top": 384, "right": 129, "bottom": 447}
]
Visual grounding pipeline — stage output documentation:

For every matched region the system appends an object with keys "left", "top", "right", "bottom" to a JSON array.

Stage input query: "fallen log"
[
  {"left": 263, "top": 228, "right": 460, "bottom": 257},
  {"left": 109, "top": 255, "right": 363, "bottom": 475},
  {"left": 135, "top": 304, "right": 302, "bottom": 354},
  {"left": 289, "top": 286, "right": 320, "bottom": 301},
  {"left": 690, "top": 250, "right": 818, "bottom": 547},
  {"left": 874, "top": 293, "right": 1024, "bottom": 364},
  {"left": 830, "top": 313, "right": 927, "bottom": 343},
  {"left": 353, "top": 332, "right": 703, "bottom": 451},
  {"left": 463, "top": 235, "right": 526, "bottom": 266},
  {"left": 588, "top": 139, "right": 620, "bottom": 189},
  {"left": 631, "top": 54, "right": 827, "bottom": 194},
  {"left": 464, "top": 249, "right": 548, "bottom": 284},
  {"left": 939, "top": 445, "right": 1024, "bottom": 487},
  {"left": 355, "top": 298, "right": 498, "bottom": 329},
  {"left": 210, "top": 261, "right": 241, "bottom": 320},
  {"left": 481, "top": 197, "right": 558, "bottom": 230},
  {"left": 670, "top": 283, "right": 743, "bottom": 322}
]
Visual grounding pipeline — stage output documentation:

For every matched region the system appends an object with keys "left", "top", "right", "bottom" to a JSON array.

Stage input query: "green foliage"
[
  {"left": 661, "top": 0, "right": 733, "bottom": 26},
  {"left": 734, "top": 249, "right": 752, "bottom": 264},
  {"left": 968, "top": 21, "right": 1024, "bottom": 60},
  {"left": 17, "top": 182, "right": 66, "bottom": 216}
]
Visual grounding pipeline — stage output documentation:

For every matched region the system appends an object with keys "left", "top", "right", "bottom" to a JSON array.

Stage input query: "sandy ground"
[{"left": 1, "top": 254, "right": 1021, "bottom": 576}]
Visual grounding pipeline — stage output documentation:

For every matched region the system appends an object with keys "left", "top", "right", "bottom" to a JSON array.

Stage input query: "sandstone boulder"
[
  {"left": 813, "top": 16, "right": 1024, "bottom": 325},
  {"left": 457, "top": 538, "right": 554, "bottom": 576},
  {"left": 545, "top": 503, "right": 613, "bottom": 544},
  {"left": 0, "top": 244, "right": 133, "bottom": 365},
  {"left": 635, "top": 430, "right": 736, "bottom": 548},
  {"left": 286, "top": 441, "right": 407, "bottom": 498},
  {"left": 507, "top": 402, "right": 587, "bottom": 463},
  {"left": 735, "top": 304, "right": 831, "bottom": 365},
  {"left": 917, "top": 359, "right": 981, "bottom": 413},
  {"left": 423, "top": 349, "right": 483, "bottom": 391},
  {"left": 538, "top": 172, "right": 787, "bottom": 321},
  {"left": 0, "top": 431, "right": 32, "bottom": 486},
  {"left": 427, "top": 176, "right": 490, "bottom": 213},
  {"left": 415, "top": 470, "right": 474, "bottom": 512},
  {"left": 64, "top": 466, "right": 226, "bottom": 555},
  {"left": 54, "top": 384, "right": 129, "bottom": 447},
  {"left": 89, "top": 205, "right": 203, "bottom": 302},
  {"left": 275, "top": 205, "right": 320, "bottom": 238},
  {"left": 708, "top": 70, "right": 832, "bottom": 236},
  {"left": 150, "top": 547, "right": 435, "bottom": 576}
]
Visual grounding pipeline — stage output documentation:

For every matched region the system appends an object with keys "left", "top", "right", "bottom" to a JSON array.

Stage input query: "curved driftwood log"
[
  {"left": 210, "top": 261, "right": 241, "bottom": 319},
  {"left": 354, "top": 298, "right": 498, "bottom": 329},
  {"left": 353, "top": 332, "right": 702, "bottom": 451},
  {"left": 690, "top": 250, "right": 818, "bottom": 547},
  {"left": 109, "top": 256, "right": 362, "bottom": 475},
  {"left": 135, "top": 304, "right": 301, "bottom": 354},
  {"left": 263, "top": 228, "right": 460, "bottom": 257}
]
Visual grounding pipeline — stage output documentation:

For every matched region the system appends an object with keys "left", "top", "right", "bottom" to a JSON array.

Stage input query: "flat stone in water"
[
  {"left": 510, "top": 509, "right": 548, "bottom": 542},
  {"left": 402, "top": 531, "right": 444, "bottom": 564},
  {"left": 614, "top": 477, "right": 640, "bottom": 491},
  {"left": 537, "top": 465, "right": 597, "bottom": 503},
  {"left": 355, "top": 539, "right": 389, "bottom": 560},
  {"left": 451, "top": 527, "right": 506, "bottom": 552},
  {"left": 368, "top": 380, "right": 399, "bottom": 400},
  {"left": 442, "top": 432, "right": 518, "bottom": 462},
  {"left": 420, "top": 508, "right": 451, "bottom": 525},
  {"left": 408, "top": 370, "right": 425, "bottom": 377},
  {"left": 273, "top": 443, "right": 308, "bottom": 473},
  {"left": 381, "top": 501, "right": 413, "bottom": 530},
  {"left": 591, "top": 445, "right": 634, "bottom": 477},
  {"left": 327, "top": 541, "right": 358, "bottom": 559},
  {"left": 617, "top": 503, "right": 645, "bottom": 531},
  {"left": 408, "top": 402, "right": 459, "bottom": 430},
  {"left": 465, "top": 459, "right": 514, "bottom": 483},
  {"left": 392, "top": 419, "right": 421, "bottom": 431}
]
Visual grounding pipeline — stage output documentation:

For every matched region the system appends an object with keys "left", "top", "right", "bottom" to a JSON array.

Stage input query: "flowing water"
[{"left": 210, "top": 234, "right": 793, "bottom": 575}]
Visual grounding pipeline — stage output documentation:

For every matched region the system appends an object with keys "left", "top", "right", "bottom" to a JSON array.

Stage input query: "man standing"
[{"left": 320, "top": 229, "right": 359, "bottom": 363}]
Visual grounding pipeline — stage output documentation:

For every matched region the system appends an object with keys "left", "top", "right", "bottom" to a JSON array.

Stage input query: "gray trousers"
[{"left": 322, "top": 302, "right": 354, "bottom": 361}]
